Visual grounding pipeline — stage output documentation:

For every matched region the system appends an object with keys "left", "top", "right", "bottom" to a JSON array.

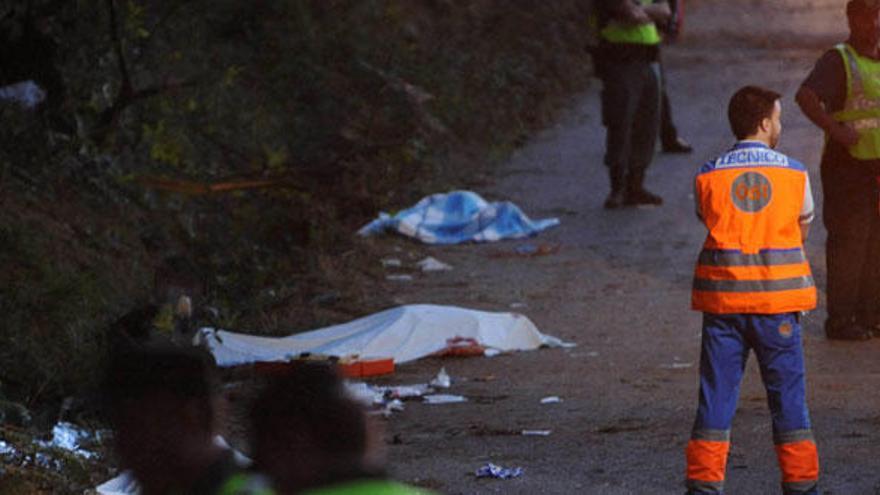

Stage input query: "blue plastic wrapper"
[{"left": 475, "top": 462, "right": 523, "bottom": 479}]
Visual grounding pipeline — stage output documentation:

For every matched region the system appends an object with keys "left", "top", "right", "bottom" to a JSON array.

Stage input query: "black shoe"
[
  {"left": 624, "top": 187, "right": 663, "bottom": 206},
  {"left": 825, "top": 322, "right": 872, "bottom": 341},
  {"left": 603, "top": 189, "right": 626, "bottom": 209},
  {"left": 856, "top": 319, "right": 880, "bottom": 337},
  {"left": 662, "top": 137, "right": 693, "bottom": 153}
]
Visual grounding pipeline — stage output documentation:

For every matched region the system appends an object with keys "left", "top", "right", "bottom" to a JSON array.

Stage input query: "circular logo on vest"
[{"left": 731, "top": 172, "right": 772, "bottom": 212}]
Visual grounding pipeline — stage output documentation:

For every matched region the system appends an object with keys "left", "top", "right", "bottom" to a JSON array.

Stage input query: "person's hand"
[
  {"left": 828, "top": 122, "right": 860, "bottom": 147},
  {"left": 626, "top": 5, "right": 652, "bottom": 24},
  {"left": 644, "top": 2, "right": 672, "bottom": 24}
]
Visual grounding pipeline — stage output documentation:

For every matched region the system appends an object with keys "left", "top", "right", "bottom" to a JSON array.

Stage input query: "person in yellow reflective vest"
[
  {"left": 796, "top": 0, "right": 880, "bottom": 340},
  {"left": 686, "top": 86, "right": 819, "bottom": 495},
  {"left": 592, "top": 0, "right": 671, "bottom": 208}
]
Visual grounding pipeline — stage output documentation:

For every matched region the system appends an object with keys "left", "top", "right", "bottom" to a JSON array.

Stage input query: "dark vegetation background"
[{"left": 0, "top": 0, "right": 593, "bottom": 490}]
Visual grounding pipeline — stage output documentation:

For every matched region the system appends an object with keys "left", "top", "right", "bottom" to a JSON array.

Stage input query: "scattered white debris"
[
  {"left": 540, "top": 396, "right": 562, "bottom": 404},
  {"left": 386, "top": 274, "right": 413, "bottom": 282},
  {"left": 475, "top": 462, "right": 523, "bottom": 479},
  {"left": 509, "top": 302, "right": 528, "bottom": 309},
  {"left": 423, "top": 394, "right": 467, "bottom": 404},
  {"left": 381, "top": 258, "right": 402, "bottom": 268},
  {"left": 382, "top": 383, "right": 434, "bottom": 399},
  {"left": 345, "top": 382, "right": 385, "bottom": 406},
  {"left": 429, "top": 367, "right": 451, "bottom": 388},
  {"left": 346, "top": 381, "right": 435, "bottom": 414},
  {"left": 416, "top": 256, "right": 452, "bottom": 272},
  {"left": 0, "top": 80, "right": 45, "bottom": 108},
  {"left": 660, "top": 362, "right": 693, "bottom": 369},
  {"left": 521, "top": 429, "right": 552, "bottom": 436},
  {"left": 379, "top": 399, "right": 405, "bottom": 418},
  {"left": 0, "top": 440, "right": 16, "bottom": 457},
  {"left": 34, "top": 452, "right": 62, "bottom": 471},
  {"left": 37, "top": 421, "right": 98, "bottom": 459}
]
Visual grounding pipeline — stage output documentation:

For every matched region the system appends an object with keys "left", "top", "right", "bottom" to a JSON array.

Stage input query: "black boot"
[
  {"left": 662, "top": 136, "right": 693, "bottom": 153},
  {"left": 624, "top": 173, "right": 663, "bottom": 206},
  {"left": 604, "top": 188, "right": 626, "bottom": 209},
  {"left": 604, "top": 174, "right": 626, "bottom": 209}
]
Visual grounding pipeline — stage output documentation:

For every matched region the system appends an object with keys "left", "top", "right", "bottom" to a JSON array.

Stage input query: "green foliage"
[
  {"left": 0, "top": 0, "right": 595, "bottom": 407},
  {"left": 0, "top": 225, "right": 110, "bottom": 406}
]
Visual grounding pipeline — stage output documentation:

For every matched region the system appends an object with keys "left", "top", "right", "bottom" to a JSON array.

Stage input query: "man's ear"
[{"left": 758, "top": 116, "right": 772, "bottom": 134}]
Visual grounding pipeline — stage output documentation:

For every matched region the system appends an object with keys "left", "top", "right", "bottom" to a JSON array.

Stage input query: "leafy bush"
[{"left": 0, "top": 0, "right": 594, "bottom": 407}]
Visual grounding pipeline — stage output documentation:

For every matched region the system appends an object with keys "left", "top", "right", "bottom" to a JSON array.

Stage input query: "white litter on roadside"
[
  {"left": 0, "top": 440, "right": 16, "bottom": 457},
  {"left": 36, "top": 421, "right": 98, "bottom": 459},
  {"left": 346, "top": 382, "right": 384, "bottom": 406},
  {"left": 381, "top": 258, "right": 402, "bottom": 268},
  {"left": 540, "top": 396, "right": 562, "bottom": 404},
  {"left": 345, "top": 381, "right": 435, "bottom": 407},
  {"left": 423, "top": 394, "right": 467, "bottom": 404},
  {"left": 430, "top": 367, "right": 451, "bottom": 388},
  {"left": 521, "top": 429, "right": 552, "bottom": 436},
  {"left": 475, "top": 462, "right": 523, "bottom": 479},
  {"left": 660, "top": 362, "right": 693, "bottom": 369},
  {"left": 386, "top": 274, "right": 413, "bottom": 282},
  {"left": 417, "top": 257, "right": 452, "bottom": 272},
  {"left": 0, "top": 80, "right": 45, "bottom": 108}
]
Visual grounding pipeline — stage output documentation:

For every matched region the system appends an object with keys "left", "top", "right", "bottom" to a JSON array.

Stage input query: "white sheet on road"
[{"left": 197, "top": 304, "right": 572, "bottom": 367}]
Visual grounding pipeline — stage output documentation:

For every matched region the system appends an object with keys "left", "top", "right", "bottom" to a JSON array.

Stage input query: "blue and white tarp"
[{"left": 357, "top": 190, "right": 559, "bottom": 244}]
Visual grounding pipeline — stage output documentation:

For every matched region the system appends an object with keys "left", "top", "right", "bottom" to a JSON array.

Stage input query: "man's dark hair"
[
  {"left": 727, "top": 85, "right": 781, "bottom": 140},
  {"left": 848, "top": 0, "right": 880, "bottom": 18},
  {"left": 102, "top": 344, "right": 217, "bottom": 423},
  {"left": 250, "top": 362, "right": 368, "bottom": 473}
]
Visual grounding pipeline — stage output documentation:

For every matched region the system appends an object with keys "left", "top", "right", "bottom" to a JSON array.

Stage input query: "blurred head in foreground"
[
  {"left": 102, "top": 344, "right": 227, "bottom": 494},
  {"left": 249, "top": 362, "right": 382, "bottom": 494}
]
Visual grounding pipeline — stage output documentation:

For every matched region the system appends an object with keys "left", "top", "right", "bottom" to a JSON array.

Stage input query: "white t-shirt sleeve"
[{"left": 799, "top": 173, "right": 815, "bottom": 225}]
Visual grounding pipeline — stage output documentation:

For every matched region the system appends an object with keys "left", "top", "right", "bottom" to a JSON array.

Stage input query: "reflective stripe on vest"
[
  {"left": 692, "top": 145, "right": 816, "bottom": 314},
  {"left": 832, "top": 43, "right": 880, "bottom": 159},
  {"left": 600, "top": 0, "right": 661, "bottom": 45}
]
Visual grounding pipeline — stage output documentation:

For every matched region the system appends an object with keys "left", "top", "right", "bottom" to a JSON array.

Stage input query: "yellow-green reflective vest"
[
  {"left": 832, "top": 43, "right": 880, "bottom": 159},
  {"left": 599, "top": 0, "right": 661, "bottom": 46}
]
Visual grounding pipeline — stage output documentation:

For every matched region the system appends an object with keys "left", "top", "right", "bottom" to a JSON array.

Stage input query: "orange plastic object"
[{"left": 339, "top": 358, "right": 395, "bottom": 378}]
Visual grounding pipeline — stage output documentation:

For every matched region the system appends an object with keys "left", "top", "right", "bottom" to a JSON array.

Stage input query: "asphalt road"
[{"left": 368, "top": 1, "right": 880, "bottom": 493}]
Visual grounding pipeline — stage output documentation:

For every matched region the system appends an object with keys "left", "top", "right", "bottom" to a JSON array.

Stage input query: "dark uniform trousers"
[
  {"left": 600, "top": 60, "right": 661, "bottom": 193},
  {"left": 820, "top": 142, "right": 880, "bottom": 328}
]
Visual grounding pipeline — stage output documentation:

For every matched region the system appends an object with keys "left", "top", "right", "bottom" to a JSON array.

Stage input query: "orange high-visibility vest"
[{"left": 692, "top": 142, "right": 816, "bottom": 314}]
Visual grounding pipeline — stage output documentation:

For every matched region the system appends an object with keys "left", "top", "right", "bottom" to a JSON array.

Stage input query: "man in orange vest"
[{"left": 685, "top": 86, "right": 819, "bottom": 495}]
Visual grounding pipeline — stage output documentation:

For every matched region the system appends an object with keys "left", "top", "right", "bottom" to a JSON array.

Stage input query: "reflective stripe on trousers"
[{"left": 685, "top": 313, "right": 818, "bottom": 495}]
